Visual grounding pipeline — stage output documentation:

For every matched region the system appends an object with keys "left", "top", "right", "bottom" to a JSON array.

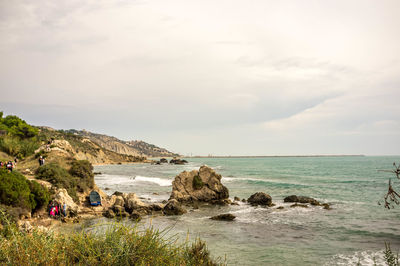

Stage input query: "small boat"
[{"left": 89, "top": 190, "right": 102, "bottom": 206}]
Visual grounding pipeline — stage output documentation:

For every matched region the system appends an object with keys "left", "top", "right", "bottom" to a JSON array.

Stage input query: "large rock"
[
  {"left": 163, "top": 199, "right": 187, "bottom": 215},
  {"left": 124, "top": 193, "right": 149, "bottom": 214},
  {"left": 170, "top": 165, "right": 229, "bottom": 203},
  {"left": 54, "top": 188, "right": 79, "bottom": 216},
  {"left": 284, "top": 195, "right": 320, "bottom": 206},
  {"left": 247, "top": 192, "right": 272, "bottom": 206}
]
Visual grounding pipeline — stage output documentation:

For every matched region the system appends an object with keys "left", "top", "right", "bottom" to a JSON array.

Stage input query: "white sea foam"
[
  {"left": 222, "top": 176, "right": 235, "bottom": 182},
  {"left": 95, "top": 174, "right": 132, "bottom": 185},
  {"left": 324, "top": 250, "right": 385, "bottom": 266},
  {"left": 135, "top": 176, "right": 172, "bottom": 187}
]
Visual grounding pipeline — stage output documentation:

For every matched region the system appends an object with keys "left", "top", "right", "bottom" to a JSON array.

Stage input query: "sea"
[{"left": 91, "top": 156, "right": 400, "bottom": 265}]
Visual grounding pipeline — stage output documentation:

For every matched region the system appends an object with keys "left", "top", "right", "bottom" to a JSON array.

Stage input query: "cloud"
[{"left": 0, "top": 0, "right": 399, "bottom": 155}]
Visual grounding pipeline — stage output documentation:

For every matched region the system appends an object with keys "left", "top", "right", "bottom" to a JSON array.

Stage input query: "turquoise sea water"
[{"left": 93, "top": 156, "right": 400, "bottom": 265}]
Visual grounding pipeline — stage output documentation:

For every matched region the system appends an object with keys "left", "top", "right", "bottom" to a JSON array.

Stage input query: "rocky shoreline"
[{"left": 18, "top": 165, "right": 332, "bottom": 233}]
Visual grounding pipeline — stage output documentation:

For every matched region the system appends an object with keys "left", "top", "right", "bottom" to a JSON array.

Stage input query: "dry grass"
[{"left": 0, "top": 214, "right": 224, "bottom": 266}]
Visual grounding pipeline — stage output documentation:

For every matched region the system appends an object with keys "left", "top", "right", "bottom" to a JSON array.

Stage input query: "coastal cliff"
[{"left": 67, "top": 129, "right": 179, "bottom": 158}]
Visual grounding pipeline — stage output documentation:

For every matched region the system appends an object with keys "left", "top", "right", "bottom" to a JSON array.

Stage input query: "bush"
[
  {"left": 192, "top": 175, "right": 204, "bottom": 190},
  {"left": 69, "top": 160, "right": 94, "bottom": 192},
  {"left": 0, "top": 114, "right": 38, "bottom": 139},
  {"left": 35, "top": 163, "right": 79, "bottom": 203},
  {"left": 0, "top": 169, "right": 32, "bottom": 211},
  {"left": 27, "top": 180, "right": 50, "bottom": 212}
]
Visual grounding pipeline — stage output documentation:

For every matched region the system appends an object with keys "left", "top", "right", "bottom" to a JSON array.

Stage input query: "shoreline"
[{"left": 187, "top": 154, "right": 365, "bottom": 158}]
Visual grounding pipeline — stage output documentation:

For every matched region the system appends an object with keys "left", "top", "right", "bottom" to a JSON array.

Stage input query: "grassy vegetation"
[
  {"left": 0, "top": 212, "right": 223, "bottom": 266},
  {"left": 193, "top": 175, "right": 204, "bottom": 190}
]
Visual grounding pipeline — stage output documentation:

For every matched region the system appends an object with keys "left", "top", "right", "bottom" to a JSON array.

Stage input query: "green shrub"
[
  {"left": 69, "top": 160, "right": 94, "bottom": 192},
  {"left": 35, "top": 163, "right": 79, "bottom": 203},
  {"left": 0, "top": 114, "right": 38, "bottom": 139},
  {"left": 27, "top": 180, "right": 50, "bottom": 212},
  {"left": 0, "top": 169, "right": 32, "bottom": 210},
  {"left": 192, "top": 175, "right": 204, "bottom": 190}
]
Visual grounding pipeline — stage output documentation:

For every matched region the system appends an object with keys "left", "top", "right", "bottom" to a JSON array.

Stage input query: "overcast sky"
[{"left": 0, "top": 0, "right": 399, "bottom": 156}]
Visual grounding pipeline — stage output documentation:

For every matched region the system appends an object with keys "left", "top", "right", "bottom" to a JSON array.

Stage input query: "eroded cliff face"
[
  {"left": 70, "top": 130, "right": 179, "bottom": 158},
  {"left": 33, "top": 139, "right": 146, "bottom": 166}
]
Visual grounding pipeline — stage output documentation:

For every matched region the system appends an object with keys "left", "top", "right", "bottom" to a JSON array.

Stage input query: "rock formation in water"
[
  {"left": 163, "top": 199, "right": 187, "bottom": 215},
  {"left": 169, "top": 165, "right": 230, "bottom": 204},
  {"left": 210, "top": 213, "right": 236, "bottom": 221},
  {"left": 284, "top": 195, "right": 320, "bottom": 205},
  {"left": 247, "top": 192, "right": 273, "bottom": 206}
]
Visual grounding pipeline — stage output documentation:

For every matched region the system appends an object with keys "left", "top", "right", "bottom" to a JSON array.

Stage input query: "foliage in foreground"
[
  {"left": 0, "top": 217, "right": 223, "bottom": 266},
  {"left": 385, "top": 242, "right": 400, "bottom": 266}
]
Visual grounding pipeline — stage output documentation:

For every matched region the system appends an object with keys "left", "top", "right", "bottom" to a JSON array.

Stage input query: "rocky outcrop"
[
  {"left": 169, "top": 158, "right": 188, "bottom": 165},
  {"left": 247, "top": 192, "right": 273, "bottom": 206},
  {"left": 170, "top": 166, "right": 229, "bottom": 204},
  {"left": 163, "top": 199, "right": 187, "bottom": 215},
  {"left": 284, "top": 195, "right": 320, "bottom": 206},
  {"left": 210, "top": 213, "right": 236, "bottom": 221},
  {"left": 54, "top": 188, "right": 79, "bottom": 216},
  {"left": 104, "top": 192, "right": 151, "bottom": 218}
]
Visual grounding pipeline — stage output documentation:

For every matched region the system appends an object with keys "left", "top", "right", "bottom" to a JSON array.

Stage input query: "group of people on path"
[
  {"left": 48, "top": 200, "right": 68, "bottom": 218},
  {"left": 1, "top": 158, "right": 17, "bottom": 172}
]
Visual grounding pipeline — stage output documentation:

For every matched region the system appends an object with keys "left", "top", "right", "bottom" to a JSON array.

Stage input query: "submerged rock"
[
  {"left": 322, "top": 203, "right": 332, "bottom": 210},
  {"left": 247, "top": 192, "right": 273, "bottom": 206},
  {"left": 163, "top": 199, "right": 187, "bottom": 215},
  {"left": 290, "top": 203, "right": 308, "bottom": 208},
  {"left": 170, "top": 165, "right": 229, "bottom": 204},
  {"left": 284, "top": 195, "right": 320, "bottom": 206},
  {"left": 210, "top": 213, "right": 236, "bottom": 221}
]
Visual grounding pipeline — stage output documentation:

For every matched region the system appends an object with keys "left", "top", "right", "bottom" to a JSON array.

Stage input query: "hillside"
[
  {"left": 67, "top": 129, "right": 179, "bottom": 158},
  {"left": 30, "top": 127, "right": 147, "bottom": 167}
]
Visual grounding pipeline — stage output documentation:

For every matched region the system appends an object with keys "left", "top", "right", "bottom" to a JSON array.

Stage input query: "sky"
[{"left": 0, "top": 0, "right": 399, "bottom": 156}]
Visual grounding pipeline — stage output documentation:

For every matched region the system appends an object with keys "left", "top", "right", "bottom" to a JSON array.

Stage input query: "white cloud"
[{"left": 0, "top": 0, "right": 399, "bottom": 155}]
